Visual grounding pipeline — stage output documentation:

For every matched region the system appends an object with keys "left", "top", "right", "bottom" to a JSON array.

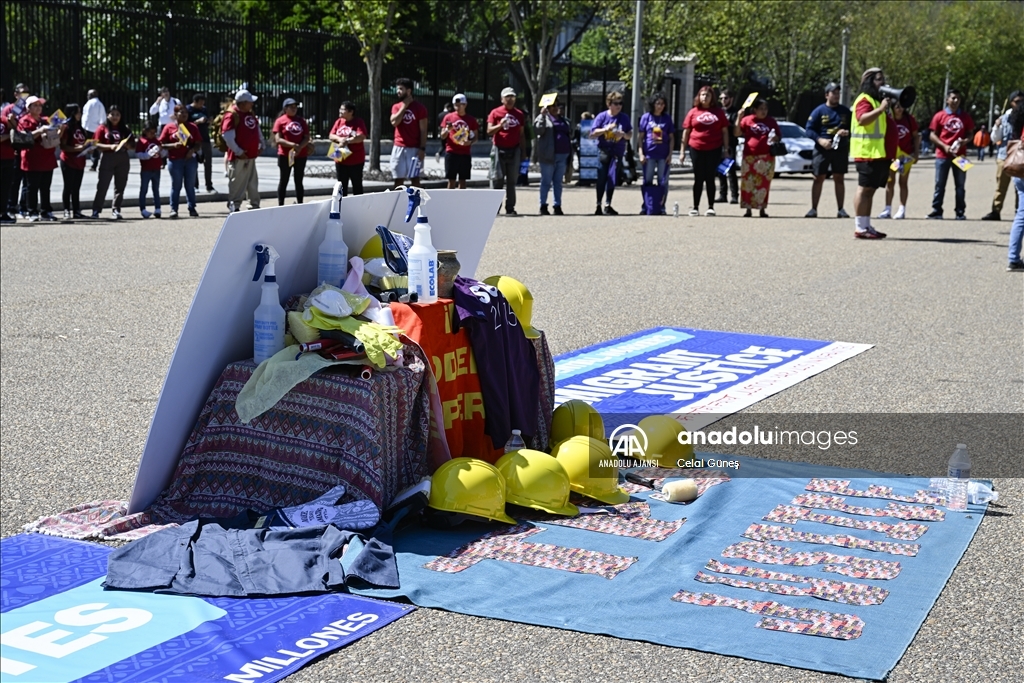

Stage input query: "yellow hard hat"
[
  {"left": 360, "top": 234, "right": 384, "bottom": 261},
  {"left": 495, "top": 449, "right": 579, "bottom": 517},
  {"left": 482, "top": 275, "right": 540, "bottom": 339},
  {"left": 635, "top": 415, "right": 694, "bottom": 464},
  {"left": 554, "top": 435, "right": 630, "bottom": 505},
  {"left": 428, "top": 457, "right": 517, "bottom": 525},
  {"left": 550, "top": 400, "right": 605, "bottom": 449}
]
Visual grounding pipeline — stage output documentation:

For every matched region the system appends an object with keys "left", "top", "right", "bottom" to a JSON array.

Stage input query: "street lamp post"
[
  {"left": 631, "top": 0, "right": 644, "bottom": 149},
  {"left": 943, "top": 44, "right": 956, "bottom": 104},
  {"left": 840, "top": 26, "right": 850, "bottom": 108}
]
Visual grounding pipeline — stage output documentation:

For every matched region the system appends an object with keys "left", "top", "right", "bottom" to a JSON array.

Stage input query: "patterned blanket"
[{"left": 147, "top": 345, "right": 433, "bottom": 523}]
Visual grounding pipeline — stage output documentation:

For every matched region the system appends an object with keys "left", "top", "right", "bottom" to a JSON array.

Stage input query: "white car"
[{"left": 737, "top": 121, "right": 816, "bottom": 174}]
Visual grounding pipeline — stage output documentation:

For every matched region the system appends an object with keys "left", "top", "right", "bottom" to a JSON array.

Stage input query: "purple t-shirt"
[
  {"left": 592, "top": 110, "right": 632, "bottom": 156},
  {"left": 452, "top": 276, "right": 540, "bottom": 449},
  {"left": 639, "top": 112, "right": 674, "bottom": 159},
  {"left": 552, "top": 116, "right": 572, "bottom": 154}
]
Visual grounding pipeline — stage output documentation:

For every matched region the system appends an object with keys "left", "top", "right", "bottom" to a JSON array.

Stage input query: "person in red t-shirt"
[
  {"left": 736, "top": 98, "right": 781, "bottom": 217},
  {"left": 927, "top": 89, "right": 974, "bottom": 219},
  {"left": 271, "top": 98, "right": 311, "bottom": 205},
  {"left": 135, "top": 123, "right": 164, "bottom": 218},
  {"left": 440, "top": 93, "right": 478, "bottom": 189},
  {"left": 879, "top": 102, "right": 920, "bottom": 220},
  {"left": 58, "top": 104, "right": 90, "bottom": 219},
  {"left": 389, "top": 78, "right": 428, "bottom": 188},
  {"left": 91, "top": 105, "right": 133, "bottom": 219},
  {"left": 222, "top": 89, "right": 264, "bottom": 212},
  {"left": 328, "top": 101, "right": 367, "bottom": 196},
  {"left": 681, "top": 86, "right": 731, "bottom": 216},
  {"left": 487, "top": 87, "right": 527, "bottom": 214},
  {"left": 18, "top": 96, "right": 60, "bottom": 221},
  {"left": 159, "top": 104, "right": 201, "bottom": 217}
]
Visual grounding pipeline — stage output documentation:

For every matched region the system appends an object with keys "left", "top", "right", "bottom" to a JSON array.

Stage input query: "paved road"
[{"left": 1, "top": 164, "right": 1021, "bottom": 683}]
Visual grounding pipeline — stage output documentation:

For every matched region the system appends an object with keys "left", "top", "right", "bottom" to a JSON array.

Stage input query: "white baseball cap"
[
  {"left": 235, "top": 89, "right": 257, "bottom": 103},
  {"left": 501, "top": 87, "right": 516, "bottom": 98},
  {"left": 452, "top": 93, "right": 467, "bottom": 104},
  {"left": 25, "top": 96, "right": 43, "bottom": 106}
]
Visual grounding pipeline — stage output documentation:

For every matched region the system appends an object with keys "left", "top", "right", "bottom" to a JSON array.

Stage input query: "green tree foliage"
[
  {"left": 601, "top": 1, "right": 697, "bottom": 100},
  {"left": 506, "top": 0, "right": 597, "bottom": 113},
  {"left": 848, "top": 0, "right": 1024, "bottom": 117}
]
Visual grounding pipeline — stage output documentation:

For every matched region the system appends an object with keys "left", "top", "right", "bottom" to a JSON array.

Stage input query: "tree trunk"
[{"left": 367, "top": 56, "right": 382, "bottom": 172}]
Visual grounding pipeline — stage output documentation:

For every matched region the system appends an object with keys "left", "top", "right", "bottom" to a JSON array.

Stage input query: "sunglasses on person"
[{"left": 610, "top": 100, "right": 623, "bottom": 106}]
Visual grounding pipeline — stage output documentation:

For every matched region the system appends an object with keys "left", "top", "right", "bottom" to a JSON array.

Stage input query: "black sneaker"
[
  {"left": 926, "top": 211, "right": 943, "bottom": 219},
  {"left": 188, "top": 208, "right": 199, "bottom": 217},
  {"left": 0, "top": 214, "right": 15, "bottom": 224},
  {"left": 603, "top": 205, "right": 618, "bottom": 215},
  {"left": 553, "top": 205, "right": 564, "bottom": 215},
  {"left": 1008, "top": 261, "right": 1024, "bottom": 271},
  {"left": 981, "top": 211, "right": 1001, "bottom": 221},
  {"left": 955, "top": 213, "right": 966, "bottom": 221},
  {"left": 539, "top": 204, "right": 550, "bottom": 215},
  {"left": 594, "top": 205, "right": 603, "bottom": 215},
  {"left": 505, "top": 208, "right": 517, "bottom": 216},
  {"left": 729, "top": 197, "right": 739, "bottom": 204}
]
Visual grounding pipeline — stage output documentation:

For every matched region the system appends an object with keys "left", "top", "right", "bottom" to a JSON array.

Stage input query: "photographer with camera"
[
  {"left": 927, "top": 89, "right": 974, "bottom": 220},
  {"left": 850, "top": 68, "right": 897, "bottom": 239}
]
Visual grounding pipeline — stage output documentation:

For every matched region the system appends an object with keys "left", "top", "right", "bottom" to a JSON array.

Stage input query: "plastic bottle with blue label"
[
  {"left": 945, "top": 443, "right": 971, "bottom": 511},
  {"left": 407, "top": 213, "right": 438, "bottom": 303},
  {"left": 252, "top": 244, "right": 285, "bottom": 364},
  {"left": 317, "top": 181, "right": 348, "bottom": 287}
]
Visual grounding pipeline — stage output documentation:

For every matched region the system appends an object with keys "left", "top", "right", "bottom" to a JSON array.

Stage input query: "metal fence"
[{"left": 2, "top": 0, "right": 631, "bottom": 140}]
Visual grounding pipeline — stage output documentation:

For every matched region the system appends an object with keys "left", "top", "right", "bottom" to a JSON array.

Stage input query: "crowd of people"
[{"left": 3, "top": 76, "right": 1022, "bottom": 269}]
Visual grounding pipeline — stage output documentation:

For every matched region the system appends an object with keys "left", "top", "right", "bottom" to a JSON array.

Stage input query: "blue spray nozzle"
[
  {"left": 403, "top": 186, "right": 431, "bottom": 223},
  {"left": 330, "top": 181, "right": 343, "bottom": 218},
  {"left": 404, "top": 187, "right": 421, "bottom": 223},
  {"left": 253, "top": 244, "right": 280, "bottom": 282}
]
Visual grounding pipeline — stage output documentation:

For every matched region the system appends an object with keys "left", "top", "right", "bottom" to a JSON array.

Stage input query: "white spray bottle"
[
  {"left": 404, "top": 188, "right": 438, "bottom": 303},
  {"left": 318, "top": 181, "right": 348, "bottom": 287},
  {"left": 253, "top": 243, "right": 285, "bottom": 364}
]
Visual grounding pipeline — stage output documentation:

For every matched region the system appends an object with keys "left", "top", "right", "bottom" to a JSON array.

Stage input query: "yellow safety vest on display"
[{"left": 850, "top": 93, "right": 887, "bottom": 159}]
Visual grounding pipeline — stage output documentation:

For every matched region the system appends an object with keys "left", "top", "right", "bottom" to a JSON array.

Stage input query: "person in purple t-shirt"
[
  {"left": 588, "top": 90, "right": 632, "bottom": 215},
  {"left": 452, "top": 276, "right": 540, "bottom": 449},
  {"left": 637, "top": 91, "right": 675, "bottom": 213}
]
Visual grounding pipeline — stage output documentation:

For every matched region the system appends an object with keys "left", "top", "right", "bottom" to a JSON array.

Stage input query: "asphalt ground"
[{"left": 1, "top": 161, "right": 1022, "bottom": 682}]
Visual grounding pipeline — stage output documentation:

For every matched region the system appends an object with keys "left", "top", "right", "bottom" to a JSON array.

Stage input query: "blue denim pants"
[
  {"left": 932, "top": 157, "right": 966, "bottom": 216},
  {"left": 139, "top": 169, "right": 161, "bottom": 212},
  {"left": 1008, "top": 176, "right": 1024, "bottom": 265},
  {"left": 540, "top": 152, "right": 569, "bottom": 206},
  {"left": 643, "top": 157, "right": 669, "bottom": 207},
  {"left": 167, "top": 157, "right": 198, "bottom": 211}
]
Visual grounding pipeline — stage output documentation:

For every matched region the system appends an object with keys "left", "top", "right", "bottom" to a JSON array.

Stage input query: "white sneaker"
[
  {"left": 893, "top": 206, "right": 906, "bottom": 219},
  {"left": 112, "top": 209, "right": 122, "bottom": 220},
  {"left": 877, "top": 207, "right": 892, "bottom": 219},
  {"left": 705, "top": 208, "right": 716, "bottom": 216},
  {"left": 141, "top": 209, "right": 152, "bottom": 219},
  {"left": 688, "top": 208, "right": 700, "bottom": 217}
]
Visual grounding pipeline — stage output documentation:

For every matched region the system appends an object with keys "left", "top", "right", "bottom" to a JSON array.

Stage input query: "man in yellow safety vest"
[{"left": 850, "top": 68, "right": 895, "bottom": 239}]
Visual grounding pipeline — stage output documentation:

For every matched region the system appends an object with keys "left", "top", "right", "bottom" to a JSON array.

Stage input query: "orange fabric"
[
  {"left": 973, "top": 131, "right": 990, "bottom": 148},
  {"left": 391, "top": 300, "right": 505, "bottom": 463}
]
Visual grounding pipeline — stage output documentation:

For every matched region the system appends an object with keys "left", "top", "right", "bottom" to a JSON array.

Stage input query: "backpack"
[{"left": 211, "top": 109, "right": 237, "bottom": 153}]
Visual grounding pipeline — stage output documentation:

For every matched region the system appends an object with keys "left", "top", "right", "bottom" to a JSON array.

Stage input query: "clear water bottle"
[
  {"left": 947, "top": 443, "right": 971, "bottom": 479},
  {"left": 967, "top": 481, "right": 998, "bottom": 505},
  {"left": 504, "top": 429, "right": 525, "bottom": 454},
  {"left": 673, "top": 201, "right": 679, "bottom": 218}
]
